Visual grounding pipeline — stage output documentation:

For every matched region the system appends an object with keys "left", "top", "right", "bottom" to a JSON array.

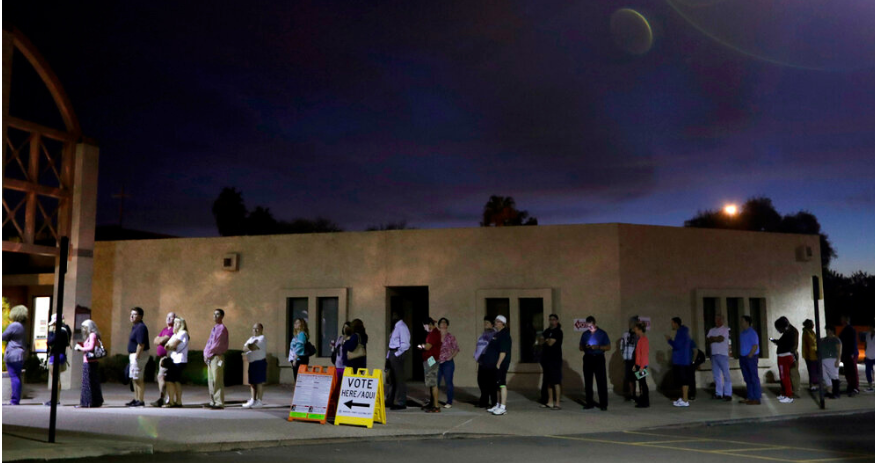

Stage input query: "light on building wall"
[{"left": 723, "top": 204, "right": 738, "bottom": 216}]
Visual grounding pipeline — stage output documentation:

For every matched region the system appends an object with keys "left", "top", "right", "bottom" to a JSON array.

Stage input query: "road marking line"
[
  {"left": 629, "top": 439, "right": 712, "bottom": 445},
  {"left": 798, "top": 456, "right": 875, "bottom": 462},
  {"left": 544, "top": 435, "right": 800, "bottom": 462},
  {"left": 715, "top": 447, "right": 790, "bottom": 452}
]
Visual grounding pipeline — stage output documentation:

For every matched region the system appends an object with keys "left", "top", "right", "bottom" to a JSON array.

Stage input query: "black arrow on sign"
[{"left": 344, "top": 400, "right": 368, "bottom": 409}]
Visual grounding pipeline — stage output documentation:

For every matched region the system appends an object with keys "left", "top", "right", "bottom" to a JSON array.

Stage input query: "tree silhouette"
[
  {"left": 247, "top": 206, "right": 279, "bottom": 235},
  {"left": 685, "top": 196, "right": 836, "bottom": 268},
  {"left": 480, "top": 195, "right": 538, "bottom": 227},
  {"left": 366, "top": 220, "right": 414, "bottom": 231},
  {"left": 212, "top": 187, "right": 247, "bottom": 236}
]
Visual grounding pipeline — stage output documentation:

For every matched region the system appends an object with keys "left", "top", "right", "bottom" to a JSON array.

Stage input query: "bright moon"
[{"left": 724, "top": 204, "right": 738, "bottom": 216}]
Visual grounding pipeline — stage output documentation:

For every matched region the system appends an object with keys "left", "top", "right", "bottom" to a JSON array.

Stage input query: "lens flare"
[{"left": 610, "top": 9, "right": 654, "bottom": 55}]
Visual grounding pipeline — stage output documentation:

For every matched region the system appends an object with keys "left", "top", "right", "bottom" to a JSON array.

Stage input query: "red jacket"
[{"left": 635, "top": 335, "right": 649, "bottom": 369}]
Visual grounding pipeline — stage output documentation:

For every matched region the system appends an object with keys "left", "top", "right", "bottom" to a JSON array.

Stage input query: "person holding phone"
[{"left": 417, "top": 318, "right": 442, "bottom": 413}]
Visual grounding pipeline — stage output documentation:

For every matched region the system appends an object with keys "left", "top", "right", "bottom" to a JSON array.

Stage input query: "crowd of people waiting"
[{"left": 3, "top": 304, "right": 874, "bottom": 414}]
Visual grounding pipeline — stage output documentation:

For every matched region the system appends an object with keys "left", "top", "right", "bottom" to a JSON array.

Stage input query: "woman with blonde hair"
[
  {"left": 163, "top": 317, "right": 189, "bottom": 407},
  {"left": 74, "top": 319, "right": 104, "bottom": 407},
  {"left": 289, "top": 318, "right": 310, "bottom": 380},
  {"left": 3, "top": 305, "right": 29, "bottom": 405}
]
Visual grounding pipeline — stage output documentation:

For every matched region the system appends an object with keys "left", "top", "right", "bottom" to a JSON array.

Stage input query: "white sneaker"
[
  {"left": 251, "top": 400, "right": 263, "bottom": 409},
  {"left": 492, "top": 406, "right": 507, "bottom": 415},
  {"left": 864, "top": 387, "right": 875, "bottom": 393},
  {"left": 672, "top": 399, "right": 682, "bottom": 406},
  {"left": 776, "top": 395, "right": 786, "bottom": 401},
  {"left": 242, "top": 399, "right": 254, "bottom": 409},
  {"left": 778, "top": 397, "right": 794, "bottom": 404},
  {"left": 673, "top": 400, "right": 690, "bottom": 407},
  {"left": 487, "top": 405, "right": 499, "bottom": 413}
]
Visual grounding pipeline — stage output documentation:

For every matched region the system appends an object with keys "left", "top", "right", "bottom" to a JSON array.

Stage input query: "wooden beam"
[
  {"left": 2, "top": 241, "right": 59, "bottom": 256},
  {"left": 2, "top": 177, "right": 71, "bottom": 199},
  {"left": 24, "top": 133, "right": 39, "bottom": 243},
  {"left": 6, "top": 116, "right": 76, "bottom": 142}
]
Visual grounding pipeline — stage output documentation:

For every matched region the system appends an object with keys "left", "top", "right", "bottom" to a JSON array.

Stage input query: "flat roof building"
[{"left": 91, "top": 223, "right": 823, "bottom": 392}]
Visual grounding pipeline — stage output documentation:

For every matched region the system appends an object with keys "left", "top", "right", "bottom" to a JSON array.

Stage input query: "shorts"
[
  {"left": 129, "top": 353, "right": 149, "bottom": 381},
  {"left": 496, "top": 368, "right": 508, "bottom": 387},
  {"left": 541, "top": 361, "right": 562, "bottom": 386},
  {"left": 423, "top": 361, "right": 439, "bottom": 387},
  {"left": 48, "top": 354, "right": 68, "bottom": 372},
  {"left": 165, "top": 362, "right": 187, "bottom": 383},
  {"left": 673, "top": 364, "right": 693, "bottom": 387},
  {"left": 157, "top": 356, "right": 169, "bottom": 378},
  {"left": 822, "top": 358, "right": 840, "bottom": 382},
  {"left": 248, "top": 359, "right": 267, "bottom": 385}
]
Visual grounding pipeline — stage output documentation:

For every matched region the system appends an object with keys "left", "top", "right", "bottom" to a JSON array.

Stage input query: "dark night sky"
[{"left": 5, "top": 1, "right": 874, "bottom": 274}]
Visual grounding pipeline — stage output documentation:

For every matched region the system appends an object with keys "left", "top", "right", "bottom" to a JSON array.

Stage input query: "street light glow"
[{"left": 724, "top": 204, "right": 738, "bottom": 216}]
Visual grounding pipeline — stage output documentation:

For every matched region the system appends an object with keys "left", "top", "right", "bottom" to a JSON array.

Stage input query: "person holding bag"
[
  {"left": 632, "top": 322, "right": 649, "bottom": 408},
  {"left": 344, "top": 319, "right": 368, "bottom": 373},
  {"left": 74, "top": 320, "right": 105, "bottom": 408}
]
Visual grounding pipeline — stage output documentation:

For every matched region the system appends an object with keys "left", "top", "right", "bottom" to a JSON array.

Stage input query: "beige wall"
[{"left": 92, "top": 223, "right": 820, "bottom": 390}]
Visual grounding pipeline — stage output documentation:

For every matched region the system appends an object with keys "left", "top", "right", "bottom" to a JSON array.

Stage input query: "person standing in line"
[
  {"left": 437, "top": 318, "right": 460, "bottom": 409},
  {"left": 838, "top": 315, "right": 860, "bottom": 396},
  {"left": 127, "top": 308, "right": 150, "bottom": 407},
  {"left": 74, "top": 320, "right": 104, "bottom": 408},
  {"left": 417, "top": 318, "right": 442, "bottom": 413},
  {"left": 343, "top": 319, "right": 368, "bottom": 373},
  {"left": 46, "top": 314, "right": 72, "bottom": 406},
  {"left": 666, "top": 317, "right": 692, "bottom": 407},
  {"left": 864, "top": 320, "right": 875, "bottom": 393},
  {"left": 707, "top": 314, "right": 732, "bottom": 401},
  {"left": 540, "top": 314, "right": 564, "bottom": 409},
  {"left": 620, "top": 316, "right": 639, "bottom": 402},
  {"left": 203, "top": 308, "right": 229, "bottom": 409},
  {"left": 474, "top": 316, "right": 497, "bottom": 408},
  {"left": 386, "top": 313, "right": 411, "bottom": 410},
  {"left": 802, "top": 319, "right": 821, "bottom": 391},
  {"left": 487, "top": 315, "right": 512, "bottom": 416},
  {"left": 771, "top": 316, "right": 798, "bottom": 403},
  {"left": 821, "top": 326, "right": 842, "bottom": 399},
  {"left": 151, "top": 311, "right": 176, "bottom": 407},
  {"left": 3, "top": 305, "right": 29, "bottom": 405},
  {"left": 739, "top": 316, "right": 762, "bottom": 405},
  {"left": 333, "top": 322, "right": 351, "bottom": 385},
  {"left": 163, "top": 317, "right": 189, "bottom": 408},
  {"left": 632, "top": 322, "right": 650, "bottom": 408},
  {"left": 288, "top": 318, "right": 311, "bottom": 380},
  {"left": 580, "top": 316, "right": 611, "bottom": 411},
  {"left": 243, "top": 323, "right": 266, "bottom": 409}
]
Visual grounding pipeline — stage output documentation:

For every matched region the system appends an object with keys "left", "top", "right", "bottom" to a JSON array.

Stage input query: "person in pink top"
[
  {"left": 74, "top": 320, "right": 104, "bottom": 408},
  {"left": 437, "top": 318, "right": 460, "bottom": 409},
  {"left": 152, "top": 311, "right": 176, "bottom": 407},
  {"left": 203, "top": 308, "right": 229, "bottom": 409},
  {"left": 632, "top": 322, "right": 650, "bottom": 408}
]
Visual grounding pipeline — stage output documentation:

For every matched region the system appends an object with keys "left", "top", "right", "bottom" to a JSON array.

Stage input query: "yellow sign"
[{"left": 334, "top": 368, "right": 386, "bottom": 429}]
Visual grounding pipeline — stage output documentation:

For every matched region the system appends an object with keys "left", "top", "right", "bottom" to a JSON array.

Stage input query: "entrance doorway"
[{"left": 386, "top": 286, "right": 429, "bottom": 381}]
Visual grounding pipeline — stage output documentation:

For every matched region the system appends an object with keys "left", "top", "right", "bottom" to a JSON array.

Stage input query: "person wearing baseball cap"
[
  {"left": 481, "top": 315, "right": 512, "bottom": 415},
  {"left": 45, "top": 314, "right": 72, "bottom": 406}
]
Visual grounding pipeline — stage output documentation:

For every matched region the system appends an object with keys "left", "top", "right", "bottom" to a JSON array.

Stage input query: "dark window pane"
[
  {"left": 749, "top": 298, "right": 767, "bottom": 358},
  {"left": 287, "top": 297, "right": 308, "bottom": 349},
  {"left": 726, "top": 298, "right": 742, "bottom": 359},
  {"left": 519, "top": 298, "right": 544, "bottom": 363},
  {"left": 486, "top": 298, "right": 510, "bottom": 323},
  {"left": 703, "top": 297, "right": 718, "bottom": 357},
  {"left": 318, "top": 297, "right": 339, "bottom": 357}
]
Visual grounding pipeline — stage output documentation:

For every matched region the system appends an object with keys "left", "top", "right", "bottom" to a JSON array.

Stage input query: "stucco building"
[{"left": 91, "top": 223, "right": 823, "bottom": 393}]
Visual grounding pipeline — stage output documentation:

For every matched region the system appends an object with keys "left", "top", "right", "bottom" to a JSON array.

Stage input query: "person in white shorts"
[
  {"left": 127, "top": 307, "right": 150, "bottom": 407},
  {"left": 821, "top": 326, "right": 842, "bottom": 399}
]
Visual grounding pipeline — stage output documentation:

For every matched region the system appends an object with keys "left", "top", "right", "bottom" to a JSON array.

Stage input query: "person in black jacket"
[
  {"left": 771, "top": 317, "right": 798, "bottom": 404},
  {"left": 839, "top": 315, "right": 860, "bottom": 396},
  {"left": 45, "top": 314, "right": 72, "bottom": 406}
]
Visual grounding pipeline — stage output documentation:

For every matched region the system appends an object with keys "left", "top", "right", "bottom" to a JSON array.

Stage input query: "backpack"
[{"left": 693, "top": 348, "right": 706, "bottom": 367}]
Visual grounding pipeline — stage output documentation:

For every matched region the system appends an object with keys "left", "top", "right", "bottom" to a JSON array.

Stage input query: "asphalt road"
[{"left": 81, "top": 412, "right": 875, "bottom": 463}]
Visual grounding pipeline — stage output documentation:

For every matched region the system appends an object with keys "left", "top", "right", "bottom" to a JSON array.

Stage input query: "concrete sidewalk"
[{"left": 3, "top": 382, "right": 875, "bottom": 461}]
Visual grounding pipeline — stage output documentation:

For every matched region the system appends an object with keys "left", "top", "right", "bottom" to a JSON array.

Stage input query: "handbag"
[
  {"left": 304, "top": 341, "right": 317, "bottom": 358},
  {"left": 346, "top": 341, "right": 366, "bottom": 360},
  {"left": 86, "top": 339, "right": 107, "bottom": 360}
]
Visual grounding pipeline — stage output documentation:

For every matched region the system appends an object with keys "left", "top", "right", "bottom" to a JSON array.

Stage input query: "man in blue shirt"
[
  {"left": 739, "top": 315, "right": 762, "bottom": 405},
  {"left": 665, "top": 317, "right": 692, "bottom": 407},
  {"left": 579, "top": 316, "right": 611, "bottom": 410}
]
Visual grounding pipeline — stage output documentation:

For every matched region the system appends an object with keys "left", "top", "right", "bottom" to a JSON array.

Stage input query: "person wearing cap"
[
  {"left": 484, "top": 315, "right": 512, "bottom": 415},
  {"left": 579, "top": 316, "right": 611, "bottom": 410},
  {"left": 127, "top": 307, "right": 150, "bottom": 407},
  {"left": 46, "top": 313, "right": 72, "bottom": 406},
  {"left": 416, "top": 317, "right": 442, "bottom": 412}
]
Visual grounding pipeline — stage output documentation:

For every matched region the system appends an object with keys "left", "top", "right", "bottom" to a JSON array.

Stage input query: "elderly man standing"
[
  {"left": 203, "top": 308, "right": 229, "bottom": 409},
  {"left": 707, "top": 314, "right": 732, "bottom": 401},
  {"left": 386, "top": 311, "right": 411, "bottom": 410},
  {"left": 127, "top": 307, "right": 150, "bottom": 407},
  {"left": 151, "top": 311, "right": 176, "bottom": 407}
]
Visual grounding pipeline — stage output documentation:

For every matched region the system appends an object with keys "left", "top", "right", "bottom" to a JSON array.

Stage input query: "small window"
[
  {"left": 702, "top": 297, "right": 719, "bottom": 357},
  {"left": 519, "top": 298, "right": 544, "bottom": 363},
  {"left": 318, "top": 297, "right": 339, "bottom": 357},
  {"left": 726, "top": 298, "right": 742, "bottom": 358},
  {"left": 287, "top": 297, "right": 308, "bottom": 349},
  {"left": 749, "top": 298, "right": 767, "bottom": 358},
  {"left": 486, "top": 298, "right": 510, "bottom": 323}
]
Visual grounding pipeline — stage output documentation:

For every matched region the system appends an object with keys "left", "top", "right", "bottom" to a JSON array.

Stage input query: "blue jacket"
[{"left": 668, "top": 325, "right": 692, "bottom": 365}]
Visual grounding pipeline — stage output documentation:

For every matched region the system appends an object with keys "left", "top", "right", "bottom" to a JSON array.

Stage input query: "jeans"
[
  {"left": 583, "top": 354, "right": 608, "bottom": 408},
  {"left": 805, "top": 359, "right": 821, "bottom": 387},
  {"left": 865, "top": 358, "right": 875, "bottom": 385},
  {"left": 437, "top": 360, "right": 455, "bottom": 404},
  {"left": 740, "top": 356, "right": 761, "bottom": 400},
  {"left": 6, "top": 360, "right": 24, "bottom": 405},
  {"left": 711, "top": 354, "right": 732, "bottom": 397}
]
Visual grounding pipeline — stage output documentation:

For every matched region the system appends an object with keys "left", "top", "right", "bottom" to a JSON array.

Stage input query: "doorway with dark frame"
[{"left": 386, "top": 286, "right": 429, "bottom": 382}]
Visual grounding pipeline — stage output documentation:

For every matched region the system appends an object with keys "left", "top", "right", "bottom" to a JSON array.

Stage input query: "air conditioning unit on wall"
[
  {"left": 223, "top": 253, "right": 239, "bottom": 271},
  {"left": 796, "top": 245, "right": 813, "bottom": 262}
]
